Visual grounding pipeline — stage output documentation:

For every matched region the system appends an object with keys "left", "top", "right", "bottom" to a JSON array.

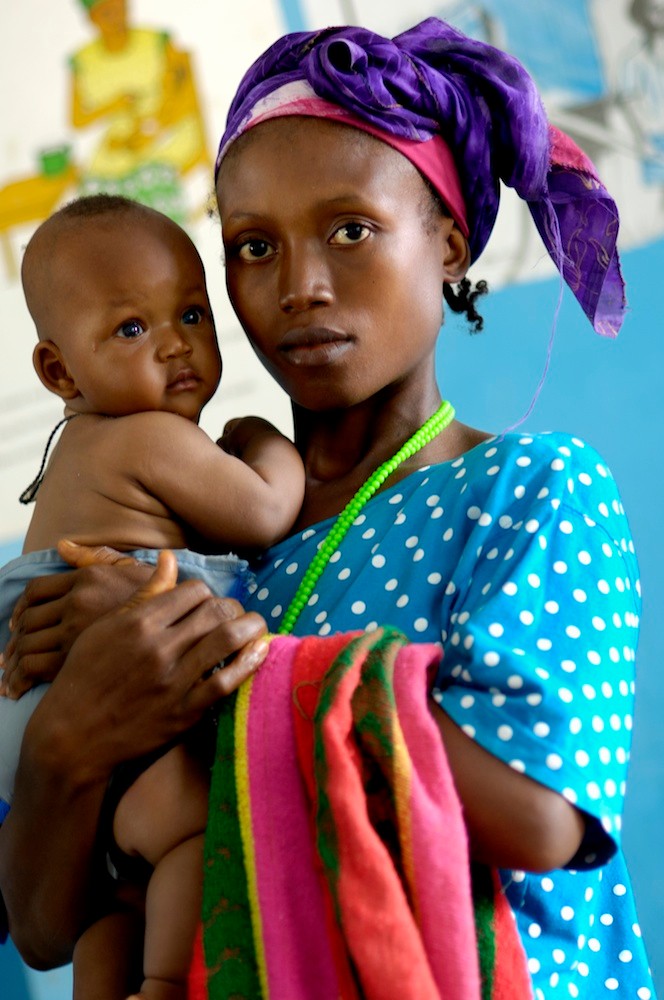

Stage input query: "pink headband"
[{"left": 216, "top": 82, "right": 469, "bottom": 238}]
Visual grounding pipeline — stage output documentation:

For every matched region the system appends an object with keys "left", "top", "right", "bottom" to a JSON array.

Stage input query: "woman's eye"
[
  {"left": 115, "top": 320, "right": 145, "bottom": 339},
  {"left": 182, "top": 306, "right": 205, "bottom": 325},
  {"left": 238, "top": 239, "right": 275, "bottom": 262},
  {"left": 331, "top": 222, "right": 370, "bottom": 246}
]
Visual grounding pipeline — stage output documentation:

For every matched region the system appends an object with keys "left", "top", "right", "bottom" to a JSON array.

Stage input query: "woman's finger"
[
  {"left": 0, "top": 653, "right": 62, "bottom": 698},
  {"left": 1, "top": 624, "right": 64, "bottom": 684},
  {"left": 5, "top": 597, "right": 63, "bottom": 655},
  {"left": 56, "top": 538, "right": 142, "bottom": 569},
  {"left": 9, "top": 574, "right": 78, "bottom": 629},
  {"left": 208, "top": 634, "right": 271, "bottom": 695},
  {"left": 179, "top": 610, "right": 269, "bottom": 688},
  {"left": 118, "top": 550, "right": 178, "bottom": 612},
  {"left": 185, "top": 635, "right": 271, "bottom": 715}
]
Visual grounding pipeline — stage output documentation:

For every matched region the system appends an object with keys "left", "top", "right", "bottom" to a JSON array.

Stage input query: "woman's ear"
[
  {"left": 32, "top": 341, "right": 80, "bottom": 400},
  {"left": 442, "top": 223, "right": 471, "bottom": 283}
]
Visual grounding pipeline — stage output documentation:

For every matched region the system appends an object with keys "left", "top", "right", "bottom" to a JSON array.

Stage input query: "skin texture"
[{"left": 0, "top": 118, "right": 585, "bottom": 969}]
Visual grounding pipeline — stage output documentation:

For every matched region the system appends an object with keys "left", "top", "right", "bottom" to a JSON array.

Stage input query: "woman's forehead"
[
  {"left": 217, "top": 117, "right": 419, "bottom": 207},
  {"left": 222, "top": 116, "right": 379, "bottom": 167}
]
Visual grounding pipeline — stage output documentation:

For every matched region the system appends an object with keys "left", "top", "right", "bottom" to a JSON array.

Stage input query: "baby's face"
[{"left": 46, "top": 213, "right": 221, "bottom": 422}]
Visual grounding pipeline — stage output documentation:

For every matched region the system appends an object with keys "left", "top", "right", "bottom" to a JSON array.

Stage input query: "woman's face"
[{"left": 217, "top": 118, "right": 468, "bottom": 412}]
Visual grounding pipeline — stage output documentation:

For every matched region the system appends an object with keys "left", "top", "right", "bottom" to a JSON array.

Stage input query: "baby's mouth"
[{"left": 168, "top": 368, "right": 200, "bottom": 390}]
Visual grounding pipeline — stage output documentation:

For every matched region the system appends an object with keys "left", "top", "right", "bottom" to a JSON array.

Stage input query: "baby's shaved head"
[{"left": 22, "top": 195, "right": 171, "bottom": 342}]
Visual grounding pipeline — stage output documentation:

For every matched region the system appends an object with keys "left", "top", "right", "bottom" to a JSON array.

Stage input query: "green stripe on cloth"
[
  {"left": 471, "top": 861, "right": 497, "bottom": 1000},
  {"left": 351, "top": 629, "right": 410, "bottom": 897},
  {"left": 202, "top": 692, "right": 263, "bottom": 999},
  {"left": 311, "top": 635, "right": 364, "bottom": 914}
]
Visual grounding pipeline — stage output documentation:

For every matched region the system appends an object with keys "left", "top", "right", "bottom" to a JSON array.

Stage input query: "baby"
[{"left": 0, "top": 193, "right": 305, "bottom": 998}]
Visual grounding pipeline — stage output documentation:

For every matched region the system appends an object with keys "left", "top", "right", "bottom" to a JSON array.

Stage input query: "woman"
[{"left": 0, "top": 18, "right": 655, "bottom": 998}]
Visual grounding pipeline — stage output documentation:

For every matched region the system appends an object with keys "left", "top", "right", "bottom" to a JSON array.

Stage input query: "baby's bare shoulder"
[
  {"left": 100, "top": 412, "right": 213, "bottom": 475},
  {"left": 104, "top": 411, "right": 208, "bottom": 445}
]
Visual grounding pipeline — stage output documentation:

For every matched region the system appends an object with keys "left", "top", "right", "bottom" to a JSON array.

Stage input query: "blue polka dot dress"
[{"left": 247, "top": 431, "right": 656, "bottom": 998}]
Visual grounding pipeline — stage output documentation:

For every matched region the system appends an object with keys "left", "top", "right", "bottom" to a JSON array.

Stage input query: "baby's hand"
[{"left": 217, "top": 416, "right": 284, "bottom": 459}]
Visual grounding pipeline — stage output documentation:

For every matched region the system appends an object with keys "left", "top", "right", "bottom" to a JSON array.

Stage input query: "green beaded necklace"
[{"left": 278, "top": 399, "right": 455, "bottom": 635}]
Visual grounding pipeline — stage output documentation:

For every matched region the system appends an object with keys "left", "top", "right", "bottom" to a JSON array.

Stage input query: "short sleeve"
[{"left": 432, "top": 434, "right": 640, "bottom": 866}]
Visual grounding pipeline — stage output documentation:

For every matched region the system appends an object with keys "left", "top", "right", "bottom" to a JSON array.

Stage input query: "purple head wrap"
[{"left": 217, "top": 18, "right": 625, "bottom": 337}]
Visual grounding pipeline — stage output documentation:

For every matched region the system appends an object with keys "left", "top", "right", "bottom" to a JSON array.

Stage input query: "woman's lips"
[{"left": 279, "top": 327, "right": 353, "bottom": 366}]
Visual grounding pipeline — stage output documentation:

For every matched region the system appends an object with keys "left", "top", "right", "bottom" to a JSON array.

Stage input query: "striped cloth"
[{"left": 188, "top": 627, "right": 531, "bottom": 999}]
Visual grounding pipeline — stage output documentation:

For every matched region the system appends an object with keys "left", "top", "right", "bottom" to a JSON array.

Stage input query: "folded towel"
[{"left": 190, "top": 627, "right": 531, "bottom": 999}]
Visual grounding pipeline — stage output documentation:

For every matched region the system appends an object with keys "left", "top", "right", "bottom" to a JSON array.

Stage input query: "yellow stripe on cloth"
[
  {"left": 391, "top": 713, "right": 418, "bottom": 920},
  {"left": 234, "top": 673, "right": 269, "bottom": 999}
]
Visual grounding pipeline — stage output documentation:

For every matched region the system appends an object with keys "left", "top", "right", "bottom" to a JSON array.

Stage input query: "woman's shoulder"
[
  {"left": 422, "top": 429, "right": 633, "bottom": 551},
  {"left": 441, "top": 429, "right": 619, "bottom": 499},
  {"left": 459, "top": 429, "right": 610, "bottom": 471}
]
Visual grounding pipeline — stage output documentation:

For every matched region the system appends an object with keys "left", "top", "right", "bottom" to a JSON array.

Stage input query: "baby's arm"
[{"left": 121, "top": 412, "right": 305, "bottom": 550}]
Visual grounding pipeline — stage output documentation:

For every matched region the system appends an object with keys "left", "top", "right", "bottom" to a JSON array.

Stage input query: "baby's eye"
[
  {"left": 182, "top": 306, "right": 205, "bottom": 325},
  {"left": 330, "top": 222, "right": 370, "bottom": 246},
  {"left": 115, "top": 319, "right": 145, "bottom": 339},
  {"left": 238, "top": 239, "right": 275, "bottom": 262}
]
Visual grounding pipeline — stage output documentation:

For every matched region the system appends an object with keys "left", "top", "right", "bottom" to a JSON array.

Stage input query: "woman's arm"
[
  {"left": 430, "top": 700, "right": 586, "bottom": 872},
  {"left": 0, "top": 553, "right": 268, "bottom": 967}
]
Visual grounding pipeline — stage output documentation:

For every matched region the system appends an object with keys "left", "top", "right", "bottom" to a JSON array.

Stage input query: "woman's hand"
[
  {"left": 0, "top": 550, "right": 268, "bottom": 968},
  {"left": 51, "top": 549, "right": 269, "bottom": 770},
  {"left": 0, "top": 540, "right": 153, "bottom": 698}
]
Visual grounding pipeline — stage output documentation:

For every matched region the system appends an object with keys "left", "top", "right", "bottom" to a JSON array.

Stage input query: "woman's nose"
[{"left": 278, "top": 246, "right": 333, "bottom": 313}]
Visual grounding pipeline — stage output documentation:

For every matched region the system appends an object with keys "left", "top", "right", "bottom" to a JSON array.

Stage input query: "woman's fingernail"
[{"left": 247, "top": 637, "right": 271, "bottom": 668}]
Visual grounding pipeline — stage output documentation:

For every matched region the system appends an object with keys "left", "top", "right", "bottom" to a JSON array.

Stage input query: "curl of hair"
[
  {"left": 420, "top": 176, "right": 489, "bottom": 333},
  {"left": 443, "top": 278, "right": 489, "bottom": 334}
]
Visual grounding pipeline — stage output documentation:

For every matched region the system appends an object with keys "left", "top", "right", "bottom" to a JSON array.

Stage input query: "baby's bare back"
[{"left": 22, "top": 414, "right": 189, "bottom": 554}]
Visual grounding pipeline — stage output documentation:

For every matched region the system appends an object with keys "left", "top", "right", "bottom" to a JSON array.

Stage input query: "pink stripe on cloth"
[
  {"left": 245, "top": 635, "right": 340, "bottom": 998},
  {"left": 393, "top": 644, "right": 482, "bottom": 997},
  {"left": 318, "top": 634, "right": 443, "bottom": 999}
]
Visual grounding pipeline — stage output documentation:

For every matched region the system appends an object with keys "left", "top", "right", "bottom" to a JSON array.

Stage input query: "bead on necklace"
[{"left": 278, "top": 399, "right": 455, "bottom": 635}]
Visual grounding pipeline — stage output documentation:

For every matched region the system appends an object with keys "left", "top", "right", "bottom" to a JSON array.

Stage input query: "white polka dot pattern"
[{"left": 246, "top": 432, "right": 653, "bottom": 997}]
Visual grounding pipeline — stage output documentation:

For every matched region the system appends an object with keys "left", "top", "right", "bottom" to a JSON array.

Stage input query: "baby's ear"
[{"left": 32, "top": 341, "right": 80, "bottom": 400}]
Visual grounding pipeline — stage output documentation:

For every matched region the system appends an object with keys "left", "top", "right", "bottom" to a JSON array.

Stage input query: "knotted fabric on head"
[{"left": 217, "top": 18, "right": 625, "bottom": 337}]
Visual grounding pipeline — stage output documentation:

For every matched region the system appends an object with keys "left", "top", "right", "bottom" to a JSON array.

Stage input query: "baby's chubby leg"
[
  {"left": 73, "top": 909, "right": 145, "bottom": 1000},
  {"left": 113, "top": 741, "right": 209, "bottom": 1000}
]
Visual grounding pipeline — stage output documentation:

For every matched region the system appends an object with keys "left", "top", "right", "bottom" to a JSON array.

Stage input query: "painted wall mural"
[{"left": 0, "top": 0, "right": 212, "bottom": 282}]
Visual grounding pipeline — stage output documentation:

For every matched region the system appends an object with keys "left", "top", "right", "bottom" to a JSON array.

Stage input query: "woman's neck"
[
  {"left": 290, "top": 383, "right": 493, "bottom": 531},
  {"left": 292, "top": 388, "right": 464, "bottom": 529}
]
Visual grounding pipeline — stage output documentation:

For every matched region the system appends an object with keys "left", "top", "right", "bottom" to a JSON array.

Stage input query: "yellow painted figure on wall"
[
  {"left": 0, "top": 0, "right": 210, "bottom": 277},
  {"left": 71, "top": 0, "right": 210, "bottom": 218}
]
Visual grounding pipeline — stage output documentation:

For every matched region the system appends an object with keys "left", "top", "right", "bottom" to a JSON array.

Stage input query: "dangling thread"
[{"left": 19, "top": 415, "right": 79, "bottom": 504}]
